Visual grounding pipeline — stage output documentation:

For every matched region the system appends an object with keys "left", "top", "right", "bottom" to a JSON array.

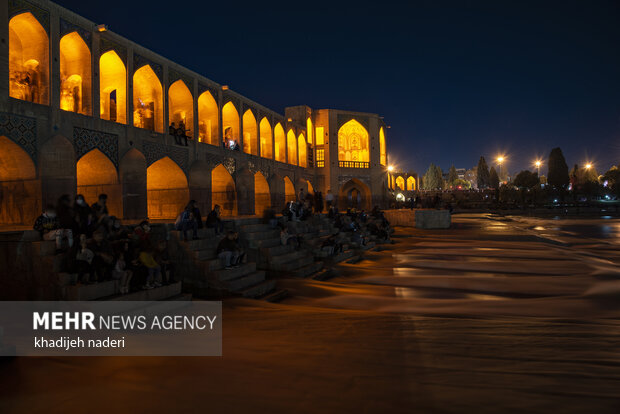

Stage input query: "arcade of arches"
[
  {"left": 99, "top": 50, "right": 127, "bottom": 124},
  {"left": 168, "top": 80, "right": 194, "bottom": 136},
  {"left": 212, "top": 164, "right": 237, "bottom": 216},
  {"left": 407, "top": 176, "right": 416, "bottom": 191},
  {"left": 146, "top": 157, "right": 188, "bottom": 220},
  {"left": 198, "top": 91, "right": 218, "bottom": 145},
  {"left": 254, "top": 172, "right": 271, "bottom": 217},
  {"left": 76, "top": 149, "right": 121, "bottom": 217},
  {"left": 395, "top": 176, "right": 405, "bottom": 191},
  {"left": 287, "top": 130, "right": 297, "bottom": 165},
  {"left": 59, "top": 32, "right": 91, "bottom": 115},
  {"left": 274, "top": 123, "right": 286, "bottom": 162},
  {"left": 222, "top": 102, "right": 239, "bottom": 143},
  {"left": 260, "top": 118, "right": 273, "bottom": 159},
  {"left": 133, "top": 65, "right": 163, "bottom": 133},
  {"left": 243, "top": 110, "right": 258, "bottom": 155},
  {"left": 9, "top": 12, "right": 49, "bottom": 105},
  {"left": 338, "top": 120, "right": 369, "bottom": 163}
]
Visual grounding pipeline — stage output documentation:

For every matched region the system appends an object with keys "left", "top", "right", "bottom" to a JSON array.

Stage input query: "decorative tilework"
[
  {"left": 73, "top": 127, "right": 118, "bottom": 167},
  {"left": 8, "top": 0, "right": 49, "bottom": 33},
  {"left": 222, "top": 157, "right": 236, "bottom": 176},
  {"left": 60, "top": 18, "right": 92, "bottom": 47},
  {"left": 222, "top": 94, "right": 240, "bottom": 111},
  {"left": 133, "top": 54, "right": 163, "bottom": 82},
  {"left": 100, "top": 37, "right": 127, "bottom": 62},
  {"left": 142, "top": 140, "right": 188, "bottom": 172},
  {"left": 0, "top": 112, "right": 37, "bottom": 162},
  {"left": 198, "top": 84, "right": 220, "bottom": 102},
  {"left": 247, "top": 155, "right": 273, "bottom": 178},
  {"left": 168, "top": 69, "right": 193, "bottom": 91}
]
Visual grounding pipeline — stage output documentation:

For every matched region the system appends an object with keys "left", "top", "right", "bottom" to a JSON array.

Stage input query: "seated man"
[
  {"left": 205, "top": 205, "right": 224, "bottom": 235},
  {"left": 88, "top": 229, "right": 115, "bottom": 282},
  {"left": 176, "top": 202, "right": 199, "bottom": 241},
  {"left": 217, "top": 231, "right": 240, "bottom": 270},
  {"left": 33, "top": 205, "right": 74, "bottom": 253}
]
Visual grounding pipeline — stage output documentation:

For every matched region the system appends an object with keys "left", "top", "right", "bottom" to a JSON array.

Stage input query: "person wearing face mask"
[
  {"left": 74, "top": 194, "right": 94, "bottom": 236},
  {"left": 33, "top": 205, "right": 74, "bottom": 253}
]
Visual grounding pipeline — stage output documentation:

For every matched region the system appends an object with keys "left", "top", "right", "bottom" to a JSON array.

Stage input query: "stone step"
[
  {"left": 291, "top": 261, "right": 323, "bottom": 278},
  {"left": 103, "top": 281, "right": 183, "bottom": 301},
  {"left": 194, "top": 248, "right": 218, "bottom": 261},
  {"left": 63, "top": 280, "right": 118, "bottom": 301},
  {"left": 247, "top": 238, "right": 281, "bottom": 249},
  {"left": 260, "top": 244, "right": 293, "bottom": 257},
  {"left": 32, "top": 241, "right": 56, "bottom": 257},
  {"left": 240, "top": 223, "right": 272, "bottom": 233},
  {"left": 212, "top": 262, "right": 257, "bottom": 281},
  {"left": 242, "top": 229, "right": 280, "bottom": 241},
  {"left": 199, "top": 257, "right": 224, "bottom": 271},
  {"left": 224, "top": 271, "right": 266, "bottom": 292},
  {"left": 269, "top": 249, "right": 306, "bottom": 265},
  {"left": 240, "top": 280, "right": 276, "bottom": 298},
  {"left": 21, "top": 230, "right": 41, "bottom": 242},
  {"left": 229, "top": 217, "right": 264, "bottom": 227},
  {"left": 333, "top": 249, "right": 355, "bottom": 263},
  {"left": 186, "top": 238, "right": 221, "bottom": 251},
  {"left": 260, "top": 288, "right": 289, "bottom": 302},
  {"left": 360, "top": 241, "right": 376, "bottom": 251},
  {"left": 271, "top": 254, "right": 314, "bottom": 272}
]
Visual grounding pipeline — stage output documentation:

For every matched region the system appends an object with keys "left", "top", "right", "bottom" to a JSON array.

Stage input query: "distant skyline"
[{"left": 56, "top": 0, "right": 620, "bottom": 175}]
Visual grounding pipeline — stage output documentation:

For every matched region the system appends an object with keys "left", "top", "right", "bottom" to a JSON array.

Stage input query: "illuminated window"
[
  {"left": 380, "top": 127, "right": 387, "bottom": 166},
  {"left": 168, "top": 80, "right": 194, "bottom": 139},
  {"left": 133, "top": 65, "right": 163, "bottom": 133},
  {"left": 242, "top": 109, "right": 258, "bottom": 155},
  {"left": 274, "top": 123, "right": 286, "bottom": 162},
  {"left": 60, "top": 32, "right": 91, "bottom": 115},
  {"left": 9, "top": 12, "right": 49, "bottom": 105},
  {"left": 198, "top": 91, "right": 218, "bottom": 145},
  {"left": 407, "top": 176, "right": 416, "bottom": 191},
  {"left": 287, "top": 130, "right": 297, "bottom": 165},
  {"left": 316, "top": 148, "right": 325, "bottom": 168},
  {"left": 260, "top": 118, "right": 273, "bottom": 159},
  {"left": 298, "top": 134, "right": 307, "bottom": 168},
  {"left": 338, "top": 120, "right": 369, "bottom": 165},
  {"left": 315, "top": 126, "right": 324, "bottom": 145},
  {"left": 222, "top": 102, "right": 240, "bottom": 144},
  {"left": 396, "top": 176, "right": 405, "bottom": 191},
  {"left": 307, "top": 118, "right": 313, "bottom": 145},
  {"left": 100, "top": 50, "right": 126, "bottom": 124}
]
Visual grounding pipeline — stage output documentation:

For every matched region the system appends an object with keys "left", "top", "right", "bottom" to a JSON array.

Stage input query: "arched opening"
[
  {"left": 407, "top": 176, "right": 416, "bottom": 191},
  {"left": 9, "top": 12, "right": 49, "bottom": 105},
  {"left": 211, "top": 164, "right": 237, "bottom": 216},
  {"left": 254, "top": 172, "right": 271, "bottom": 216},
  {"left": 146, "top": 157, "right": 188, "bottom": 219},
  {"left": 284, "top": 176, "right": 295, "bottom": 204},
  {"left": 395, "top": 176, "right": 405, "bottom": 191},
  {"left": 99, "top": 50, "right": 126, "bottom": 124},
  {"left": 120, "top": 149, "right": 147, "bottom": 219},
  {"left": 307, "top": 118, "right": 313, "bottom": 145},
  {"left": 379, "top": 127, "right": 387, "bottom": 166},
  {"left": 287, "top": 130, "right": 297, "bottom": 165},
  {"left": 59, "top": 32, "right": 91, "bottom": 115},
  {"left": 274, "top": 123, "right": 286, "bottom": 162},
  {"left": 133, "top": 65, "right": 163, "bottom": 133},
  {"left": 298, "top": 178, "right": 314, "bottom": 196},
  {"left": 242, "top": 109, "right": 258, "bottom": 155},
  {"left": 259, "top": 118, "right": 273, "bottom": 159},
  {"left": 298, "top": 133, "right": 307, "bottom": 168},
  {"left": 0, "top": 136, "right": 40, "bottom": 226},
  {"left": 77, "top": 149, "right": 121, "bottom": 217},
  {"left": 198, "top": 91, "right": 218, "bottom": 145},
  {"left": 306, "top": 180, "right": 314, "bottom": 194},
  {"left": 338, "top": 119, "right": 369, "bottom": 165},
  {"left": 168, "top": 80, "right": 194, "bottom": 139},
  {"left": 338, "top": 178, "right": 371, "bottom": 211},
  {"left": 222, "top": 102, "right": 239, "bottom": 146}
]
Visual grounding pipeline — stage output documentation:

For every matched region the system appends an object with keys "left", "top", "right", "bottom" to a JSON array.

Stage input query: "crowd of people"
[{"left": 33, "top": 194, "right": 175, "bottom": 292}]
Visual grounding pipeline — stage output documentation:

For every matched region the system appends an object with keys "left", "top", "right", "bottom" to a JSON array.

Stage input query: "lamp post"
[
  {"left": 535, "top": 160, "right": 541, "bottom": 176},
  {"left": 497, "top": 156, "right": 504, "bottom": 182},
  {"left": 585, "top": 163, "right": 592, "bottom": 170}
]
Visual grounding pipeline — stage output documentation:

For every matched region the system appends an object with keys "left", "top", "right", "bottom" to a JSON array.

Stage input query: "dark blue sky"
[{"left": 56, "top": 0, "right": 620, "bottom": 175}]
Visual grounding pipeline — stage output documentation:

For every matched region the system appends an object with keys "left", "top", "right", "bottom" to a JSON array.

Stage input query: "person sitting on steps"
[{"left": 217, "top": 231, "right": 241, "bottom": 270}]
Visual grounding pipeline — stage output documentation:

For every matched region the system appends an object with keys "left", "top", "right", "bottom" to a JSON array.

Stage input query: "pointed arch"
[
  {"left": 283, "top": 176, "right": 295, "bottom": 204},
  {"left": 287, "top": 129, "right": 297, "bottom": 165},
  {"left": 338, "top": 119, "right": 369, "bottom": 164},
  {"left": 212, "top": 164, "right": 237, "bottom": 216},
  {"left": 146, "top": 157, "right": 188, "bottom": 219},
  {"left": 259, "top": 117, "right": 273, "bottom": 159},
  {"left": 222, "top": 102, "right": 240, "bottom": 145},
  {"left": 242, "top": 109, "right": 258, "bottom": 155},
  {"left": 274, "top": 123, "right": 286, "bottom": 162},
  {"left": 133, "top": 65, "right": 163, "bottom": 133},
  {"left": 254, "top": 172, "right": 271, "bottom": 216},
  {"left": 77, "top": 149, "right": 121, "bottom": 217},
  {"left": 60, "top": 32, "right": 91, "bottom": 115},
  {"left": 100, "top": 50, "right": 126, "bottom": 124},
  {"left": 407, "top": 176, "right": 416, "bottom": 191},
  {"left": 168, "top": 80, "right": 194, "bottom": 139},
  {"left": 379, "top": 127, "right": 387, "bottom": 166},
  {"left": 9, "top": 12, "right": 49, "bottom": 105},
  {"left": 339, "top": 178, "right": 371, "bottom": 211},
  {"left": 198, "top": 91, "right": 218, "bottom": 145},
  {"left": 307, "top": 118, "right": 313, "bottom": 145},
  {"left": 298, "top": 133, "right": 307, "bottom": 168},
  {"left": 0, "top": 136, "right": 40, "bottom": 226},
  {"left": 395, "top": 176, "right": 405, "bottom": 191}
]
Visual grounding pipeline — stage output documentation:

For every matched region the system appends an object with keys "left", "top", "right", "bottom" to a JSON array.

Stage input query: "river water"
[{"left": 1, "top": 214, "right": 619, "bottom": 413}]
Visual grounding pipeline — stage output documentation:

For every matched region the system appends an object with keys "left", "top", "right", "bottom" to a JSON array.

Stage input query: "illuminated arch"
[
  {"left": 242, "top": 109, "right": 258, "bottom": 155},
  {"left": 254, "top": 172, "right": 271, "bottom": 216},
  {"left": 60, "top": 32, "right": 91, "bottom": 115},
  {"left": 307, "top": 118, "right": 313, "bottom": 145},
  {"left": 99, "top": 50, "right": 126, "bottom": 124},
  {"left": 146, "top": 157, "right": 188, "bottom": 219},
  {"left": 259, "top": 118, "right": 273, "bottom": 159},
  {"left": 0, "top": 136, "right": 40, "bottom": 226},
  {"left": 338, "top": 178, "right": 371, "bottom": 211},
  {"left": 338, "top": 119, "right": 369, "bottom": 163},
  {"left": 297, "top": 133, "right": 307, "bottom": 168},
  {"left": 380, "top": 127, "right": 387, "bottom": 166},
  {"left": 284, "top": 176, "right": 295, "bottom": 204},
  {"left": 287, "top": 130, "right": 297, "bottom": 165},
  {"left": 274, "top": 123, "right": 286, "bottom": 162},
  {"left": 133, "top": 65, "right": 163, "bottom": 133},
  {"left": 168, "top": 80, "right": 194, "bottom": 139},
  {"left": 407, "top": 176, "right": 416, "bottom": 191},
  {"left": 198, "top": 91, "right": 218, "bottom": 145},
  {"left": 222, "top": 102, "right": 240, "bottom": 144},
  {"left": 395, "top": 176, "right": 405, "bottom": 191},
  {"left": 212, "top": 164, "right": 237, "bottom": 216},
  {"left": 9, "top": 12, "right": 49, "bottom": 105},
  {"left": 77, "top": 149, "right": 121, "bottom": 217}
]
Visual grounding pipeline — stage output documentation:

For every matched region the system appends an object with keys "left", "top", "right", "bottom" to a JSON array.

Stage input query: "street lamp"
[
  {"left": 387, "top": 165, "right": 394, "bottom": 172},
  {"left": 535, "top": 160, "right": 541, "bottom": 176},
  {"left": 497, "top": 156, "right": 505, "bottom": 181},
  {"left": 585, "top": 163, "right": 592, "bottom": 170}
]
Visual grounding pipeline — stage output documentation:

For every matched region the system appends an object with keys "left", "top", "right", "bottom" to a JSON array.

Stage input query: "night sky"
[{"left": 56, "top": 0, "right": 620, "bottom": 176}]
